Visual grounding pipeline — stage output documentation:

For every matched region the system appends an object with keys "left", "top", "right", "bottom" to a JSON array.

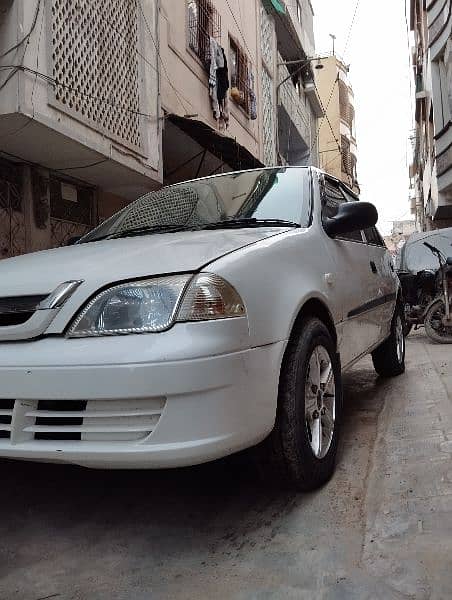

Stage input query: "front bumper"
[{"left": 0, "top": 320, "right": 285, "bottom": 468}]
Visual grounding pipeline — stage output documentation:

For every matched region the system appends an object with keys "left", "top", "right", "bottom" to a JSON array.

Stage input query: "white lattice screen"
[
  {"left": 50, "top": 0, "right": 141, "bottom": 149},
  {"left": 261, "top": 67, "right": 275, "bottom": 166},
  {"left": 260, "top": 4, "right": 275, "bottom": 165},
  {"left": 260, "top": 5, "right": 273, "bottom": 69}
]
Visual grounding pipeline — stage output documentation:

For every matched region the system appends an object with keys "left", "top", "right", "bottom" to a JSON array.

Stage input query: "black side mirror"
[
  {"left": 324, "top": 201, "right": 378, "bottom": 238},
  {"left": 446, "top": 257, "right": 452, "bottom": 266},
  {"left": 66, "top": 236, "right": 81, "bottom": 246}
]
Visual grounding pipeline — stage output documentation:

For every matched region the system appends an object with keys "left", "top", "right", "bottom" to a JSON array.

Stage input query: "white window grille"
[
  {"left": 50, "top": 0, "right": 142, "bottom": 149},
  {"left": 188, "top": 0, "right": 221, "bottom": 68}
]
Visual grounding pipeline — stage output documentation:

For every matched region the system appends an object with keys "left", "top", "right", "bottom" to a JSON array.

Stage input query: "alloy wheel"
[
  {"left": 305, "top": 345, "right": 336, "bottom": 459},
  {"left": 395, "top": 315, "right": 405, "bottom": 363}
]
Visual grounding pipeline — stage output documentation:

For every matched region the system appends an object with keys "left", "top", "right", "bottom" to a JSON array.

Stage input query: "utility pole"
[{"left": 329, "top": 33, "right": 336, "bottom": 56}]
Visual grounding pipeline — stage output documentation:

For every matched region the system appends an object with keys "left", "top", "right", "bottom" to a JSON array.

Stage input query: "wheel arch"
[{"left": 288, "top": 297, "right": 337, "bottom": 348}]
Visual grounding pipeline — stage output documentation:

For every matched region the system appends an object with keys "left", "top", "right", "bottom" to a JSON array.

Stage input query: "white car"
[{"left": 0, "top": 167, "right": 404, "bottom": 490}]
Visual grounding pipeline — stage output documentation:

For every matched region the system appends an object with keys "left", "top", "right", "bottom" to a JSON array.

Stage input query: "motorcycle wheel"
[{"left": 424, "top": 299, "right": 452, "bottom": 344}]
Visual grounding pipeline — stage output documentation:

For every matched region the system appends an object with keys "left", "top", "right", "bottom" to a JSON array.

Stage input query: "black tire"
[
  {"left": 371, "top": 304, "right": 405, "bottom": 377},
  {"left": 255, "top": 318, "right": 342, "bottom": 491},
  {"left": 403, "top": 322, "right": 413, "bottom": 338},
  {"left": 424, "top": 299, "right": 452, "bottom": 343}
]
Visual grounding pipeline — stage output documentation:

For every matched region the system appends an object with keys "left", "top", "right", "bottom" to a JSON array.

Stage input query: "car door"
[
  {"left": 320, "top": 176, "right": 377, "bottom": 368},
  {"left": 364, "top": 226, "right": 397, "bottom": 344}
]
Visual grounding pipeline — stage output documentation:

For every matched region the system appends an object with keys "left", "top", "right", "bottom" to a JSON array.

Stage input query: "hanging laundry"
[
  {"left": 248, "top": 71, "right": 257, "bottom": 120},
  {"left": 209, "top": 37, "right": 224, "bottom": 121},
  {"left": 217, "top": 47, "right": 230, "bottom": 129}
]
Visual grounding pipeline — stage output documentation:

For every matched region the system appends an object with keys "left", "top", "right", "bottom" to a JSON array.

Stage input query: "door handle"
[{"left": 370, "top": 260, "right": 378, "bottom": 274}]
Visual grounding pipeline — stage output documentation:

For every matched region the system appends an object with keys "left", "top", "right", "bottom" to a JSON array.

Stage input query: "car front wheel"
[{"left": 256, "top": 318, "right": 342, "bottom": 491}]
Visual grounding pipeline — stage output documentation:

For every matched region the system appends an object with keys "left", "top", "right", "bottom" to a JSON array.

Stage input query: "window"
[
  {"left": 81, "top": 168, "right": 312, "bottom": 243},
  {"left": 341, "top": 135, "right": 352, "bottom": 176},
  {"left": 188, "top": 0, "right": 221, "bottom": 68},
  {"left": 321, "top": 178, "right": 363, "bottom": 242},
  {"left": 229, "top": 37, "right": 254, "bottom": 117},
  {"left": 364, "top": 227, "right": 385, "bottom": 246},
  {"left": 338, "top": 80, "right": 349, "bottom": 122}
]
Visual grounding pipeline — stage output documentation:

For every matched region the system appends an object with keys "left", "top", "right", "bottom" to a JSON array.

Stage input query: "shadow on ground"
[{"left": 0, "top": 363, "right": 388, "bottom": 598}]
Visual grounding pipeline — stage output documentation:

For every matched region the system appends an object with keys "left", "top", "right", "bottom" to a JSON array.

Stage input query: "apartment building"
[
  {"left": 410, "top": 0, "right": 452, "bottom": 230},
  {"left": 0, "top": 0, "right": 161, "bottom": 256},
  {"left": 315, "top": 55, "right": 359, "bottom": 193},
  {"left": 159, "top": 0, "right": 323, "bottom": 184},
  {"left": 0, "top": 0, "right": 323, "bottom": 258}
]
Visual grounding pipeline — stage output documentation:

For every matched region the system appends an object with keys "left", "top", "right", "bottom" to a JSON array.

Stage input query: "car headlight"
[{"left": 67, "top": 274, "right": 245, "bottom": 337}]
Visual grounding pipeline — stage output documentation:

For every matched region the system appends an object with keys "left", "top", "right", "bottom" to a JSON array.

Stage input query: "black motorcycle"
[{"left": 397, "top": 228, "right": 452, "bottom": 342}]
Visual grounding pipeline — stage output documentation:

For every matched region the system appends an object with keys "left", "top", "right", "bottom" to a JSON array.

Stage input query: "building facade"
[
  {"left": 0, "top": 0, "right": 161, "bottom": 256},
  {"left": 315, "top": 55, "right": 359, "bottom": 193},
  {"left": 159, "top": 0, "right": 323, "bottom": 185},
  {"left": 383, "top": 220, "right": 416, "bottom": 258},
  {"left": 0, "top": 0, "right": 323, "bottom": 258},
  {"left": 410, "top": 0, "right": 452, "bottom": 230}
]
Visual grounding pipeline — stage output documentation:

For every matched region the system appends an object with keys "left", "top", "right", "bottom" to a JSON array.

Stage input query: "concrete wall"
[{"left": 0, "top": 0, "right": 162, "bottom": 200}]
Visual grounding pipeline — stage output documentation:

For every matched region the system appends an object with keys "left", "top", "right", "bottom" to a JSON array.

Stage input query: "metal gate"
[{"left": 0, "top": 160, "right": 26, "bottom": 259}]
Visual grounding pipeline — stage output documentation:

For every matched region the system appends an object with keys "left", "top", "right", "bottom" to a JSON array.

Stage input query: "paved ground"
[{"left": 1, "top": 332, "right": 452, "bottom": 600}]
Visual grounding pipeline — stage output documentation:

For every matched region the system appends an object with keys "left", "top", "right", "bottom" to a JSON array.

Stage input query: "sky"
[{"left": 311, "top": 0, "right": 414, "bottom": 235}]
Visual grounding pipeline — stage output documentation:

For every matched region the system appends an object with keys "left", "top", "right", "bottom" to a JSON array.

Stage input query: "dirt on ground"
[{"left": 1, "top": 331, "right": 451, "bottom": 599}]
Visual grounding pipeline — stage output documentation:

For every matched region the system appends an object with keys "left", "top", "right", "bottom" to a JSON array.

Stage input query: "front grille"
[
  {"left": 35, "top": 400, "right": 87, "bottom": 440},
  {"left": 0, "top": 294, "right": 48, "bottom": 327},
  {"left": 0, "top": 399, "right": 14, "bottom": 439},
  {"left": 0, "top": 398, "right": 166, "bottom": 443}
]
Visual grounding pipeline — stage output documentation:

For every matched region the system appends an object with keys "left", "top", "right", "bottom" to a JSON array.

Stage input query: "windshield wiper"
[
  {"left": 199, "top": 218, "right": 300, "bottom": 230},
  {"left": 80, "top": 219, "right": 299, "bottom": 243},
  {"left": 81, "top": 224, "right": 195, "bottom": 243}
]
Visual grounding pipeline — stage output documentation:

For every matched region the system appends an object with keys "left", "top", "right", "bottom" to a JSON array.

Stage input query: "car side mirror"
[
  {"left": 446, "top": 257, "right": 452, "bottom": 266},
  {"left": 324, "top": 201, "right": 378, "bottom": 238}
]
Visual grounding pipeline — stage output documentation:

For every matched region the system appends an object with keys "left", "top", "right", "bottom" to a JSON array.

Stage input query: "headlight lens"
[
  {"left": 67, "top": 274, "right": 246, "bottom": 338},
  {"left": 68, "top": 276, "right": 191, "bottom": 337}
]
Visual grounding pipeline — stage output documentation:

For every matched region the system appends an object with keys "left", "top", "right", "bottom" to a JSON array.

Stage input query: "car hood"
[{"left": 0, "top": 228, "right": 288, "bottom": 296}]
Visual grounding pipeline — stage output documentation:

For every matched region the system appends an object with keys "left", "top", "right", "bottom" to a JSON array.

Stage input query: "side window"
[
  {"left": 321, "top": 179, "right": 363, "bottom": 242},
  {"left": 364, "top": 226, "right": 385, "bottom": 246}
]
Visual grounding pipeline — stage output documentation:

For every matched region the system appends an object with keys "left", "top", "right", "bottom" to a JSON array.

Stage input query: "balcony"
[
  {"left": 435, "top": 122, "right": 452, "bottom": 197},
  {"left": 277, "top": 60, "right": 312, "bottom": 164},
  {"left": 0, "top": 0, "right": 161, "bottom": 199}
]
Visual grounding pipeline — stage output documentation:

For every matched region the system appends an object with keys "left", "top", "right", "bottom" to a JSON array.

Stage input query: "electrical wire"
[
  {"left": 0, "top": 149, "right": 106, "bottom": 182},
  {"left": 53, "top": 159, "right": 110, "bottom": 172},
  {"left": 311, "top": 77, "right": 353, "bottom": 185},
  {"left": 342, "top": 0, "right": 361, "bottom": 58},
  {"left": 0, "top": 65, "right": 156, "bottom": 119},
  {"left": 136, "top": 0, "right": 190, "bottom": 115},
  {"left": 309, "top": 0, "right": 362, "bottom": 186},
  {"left": 271, "top": 11, "right": 346, "bottom": 172},
  {"left": 0, "top": 0, "right": 42, "bottom": 59},
  {"left": 224, "top": 0, "right": 258, "bottom": 72}
]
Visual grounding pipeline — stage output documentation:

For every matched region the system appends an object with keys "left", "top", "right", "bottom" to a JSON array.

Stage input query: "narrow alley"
[{"left": 1, "top": 332, "right": 451, "bottom": 600}]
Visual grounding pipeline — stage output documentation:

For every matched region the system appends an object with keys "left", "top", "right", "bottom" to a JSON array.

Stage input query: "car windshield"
[
  {"left": 80, "top": 167, "right": 309, "bottom": 243},
  {"left": 403, "top": 232, "right": 452, "bottom": 272}
]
